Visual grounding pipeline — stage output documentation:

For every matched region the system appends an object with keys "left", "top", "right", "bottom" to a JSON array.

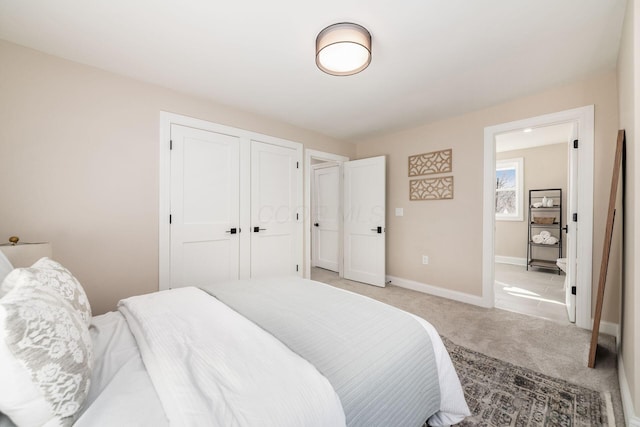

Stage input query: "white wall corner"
[
  {"left": 618, "top": 352, "right": 640, "bottom": 427},
  {"left": 386, "top": 275, "right": 490, "bottom": 308}
]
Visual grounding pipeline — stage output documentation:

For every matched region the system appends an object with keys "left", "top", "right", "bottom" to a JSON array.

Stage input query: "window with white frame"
[{"left": 495, "top": 158, "right": 523, "bottom": 221}]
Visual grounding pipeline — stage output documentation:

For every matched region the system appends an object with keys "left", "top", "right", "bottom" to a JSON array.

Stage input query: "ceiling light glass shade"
[{"left": 316, "top": 23, "right": 371, "bottom": 76}]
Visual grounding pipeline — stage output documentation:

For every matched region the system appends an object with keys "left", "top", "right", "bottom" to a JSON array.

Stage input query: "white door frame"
[
  {"left": 159, "top": 111, "right": 303, "bottom": 291},
  {"left": 304, "top": 149, "right": 349, "bottom": 279},
  {"left": 311, "top": 162, "right": 340, "bottom": 271},
  {"left": 566, "top": 123, "right": 579, "bottom": 322},
  {"left": 483, "top": 105, "right": 594, "bottom": 329}
]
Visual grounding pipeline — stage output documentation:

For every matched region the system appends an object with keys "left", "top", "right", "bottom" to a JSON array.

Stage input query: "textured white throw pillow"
[
  {"left": 0, "top": 270, "right": 93, "bottom": 427},
  {"left": 0, "top": 258, "right": 91, "bottom": 325}
]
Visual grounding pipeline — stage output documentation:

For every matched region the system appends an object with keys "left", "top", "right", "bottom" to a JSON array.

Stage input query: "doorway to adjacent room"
[
  {"left": 493, "top": 124, "right": 572, "bottom": 324},
  {"left": 483, "top": 106, "right": 594, "bottom": 330}
]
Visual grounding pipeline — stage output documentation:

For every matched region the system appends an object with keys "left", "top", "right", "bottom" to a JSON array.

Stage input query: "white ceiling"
[
  {"left": 0, "top": 0, "right": 627, "bottom": 141},
  {"left": 495, "top": 123, "right": 574, "bottom": 153}
]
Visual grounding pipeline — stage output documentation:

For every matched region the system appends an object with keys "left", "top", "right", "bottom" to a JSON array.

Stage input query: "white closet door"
[
  {"left": 251, "top": 140, "right": 299, "bottom": 277},
  {"left": 170, "top": 124, "right": 240, "bottom": 288},
  {"left": 343, "top": 156, "right": 386, "bottom": 286},
  {"left": 312, "top": 164, "right": 340, "bottom": 272},
  {"left": 565, "top": 123, "right": 578, "bottom": 322}
]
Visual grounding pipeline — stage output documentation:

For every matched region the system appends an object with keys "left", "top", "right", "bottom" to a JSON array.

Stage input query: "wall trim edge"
[
  {"left": 618, "top": 352, "right": 640, "bottom": 427},
  {"left": 594, "top": 319, "right": 620, "bottom": 341},
  {"left": 495, "top": 256, "right": 527, "bottom": 266},
  {"left": 386, "top": 275, "right": 490, "bottom": 308}
]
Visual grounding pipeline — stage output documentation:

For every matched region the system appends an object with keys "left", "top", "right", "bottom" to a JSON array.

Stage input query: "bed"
[{"left": 0, "top": 253, "right": 469, "bottom": 427}]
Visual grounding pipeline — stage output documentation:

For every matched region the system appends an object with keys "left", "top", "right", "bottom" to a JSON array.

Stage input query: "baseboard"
[
  {"left": 618, "top": 352, "right": 640, "bottom": 426},
  {"left": 595, "top": 319, "right": 620, "bottom": 342},
  {"left": 386, "top": 275, "right": 490, "bottom": 308},
  {"left": 495, "top": 256, "right": 527, "bottom": 266},
  {"left": 387, "top": 275, "right": 620, "bottom": 339}
]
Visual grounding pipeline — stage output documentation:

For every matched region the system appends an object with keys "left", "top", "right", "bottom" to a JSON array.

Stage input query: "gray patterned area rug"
[{"left": 441, "top": 338, "right": 611, "bottom": 426}]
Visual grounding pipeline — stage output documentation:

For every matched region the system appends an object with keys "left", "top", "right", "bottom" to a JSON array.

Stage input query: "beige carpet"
[{"left": 310, "top": 267, "right": 623, "bottom": 426}]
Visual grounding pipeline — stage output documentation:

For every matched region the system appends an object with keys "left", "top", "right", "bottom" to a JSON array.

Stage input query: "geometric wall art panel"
[
  {"left": 409, "top": 176, "right": 454, "bottom": 200},
  {"left": 408, "top": 148, "right": 452, "bottom": 177}
]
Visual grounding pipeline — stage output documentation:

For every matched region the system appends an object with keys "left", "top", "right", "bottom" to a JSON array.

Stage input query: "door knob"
[
  {"left": 370, "top": 226, "right": 383, "bottom": 234},
  {"left": 253, "top": 226, "right": 267, "bottom": 232},
  {"left": 225, "top": 227, "right": 238, "bottom": 234},
  {"left": 314, "top": 223, "right": 319, "bottom": 227}
]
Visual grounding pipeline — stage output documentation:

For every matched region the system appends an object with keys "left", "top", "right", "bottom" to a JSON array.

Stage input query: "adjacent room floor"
[
  {"left": 494, "top": 262, "right": 569, "bottom": 325},
  {"left": 310, "top": 267, "right": 624, "bottom": 426}
]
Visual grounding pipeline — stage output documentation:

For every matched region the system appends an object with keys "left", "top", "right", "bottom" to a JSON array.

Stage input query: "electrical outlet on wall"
[{"left": 422, "top": 255, "right": 429, "bottom": 265}]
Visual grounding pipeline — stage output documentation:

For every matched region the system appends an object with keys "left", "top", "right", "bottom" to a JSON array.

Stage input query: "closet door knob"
[
  {"left": 253, "top": 226, "right": 267, "bottom": 233},
  {"left": 314, "top": 223, "right": 319, "bottom": 227},
  {"left": 225, "top": 228, "right": 238, "bottom": 234}
]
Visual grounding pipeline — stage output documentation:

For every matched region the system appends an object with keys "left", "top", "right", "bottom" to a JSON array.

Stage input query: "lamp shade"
[{"left": 316, "top": 23, "right": 371, "bottom": 76}]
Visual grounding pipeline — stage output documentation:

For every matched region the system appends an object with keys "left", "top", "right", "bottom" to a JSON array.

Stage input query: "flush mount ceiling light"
[{"left": 316, "top": 22, "right": 371, "bottom": 76}]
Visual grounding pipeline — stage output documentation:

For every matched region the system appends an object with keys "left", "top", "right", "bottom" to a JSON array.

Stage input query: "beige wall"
[
  {"left": 0, "top": 40, "right": 356, "bottom": 315},
  {"left": 496, "top": 144, "right": 568, "bottom": 260},
  {"left": 617, "top": 0, "right": 640, "bottom": 417},
  {"left": 355, "top": 71, "right": 621, "bottom": 324},
  {"left": 0, "top": 23, "right": 633, "bottom": 411}
]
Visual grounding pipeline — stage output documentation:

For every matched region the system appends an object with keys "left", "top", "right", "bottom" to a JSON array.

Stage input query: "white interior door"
[
  {"left": 251, "top": 140, "right": 300, "bottom": 277},
  {"left": 343, "top": 156, "right": 386, "bottom": 286},
  {"left": 565, "top": 124, "right": 578, "bottom": 322},
  {"left": 170, "top": 124, "right": 240, "bottom": 288},
  {"left": 312, "top": 164, "right": 340, "bottom": 272}
]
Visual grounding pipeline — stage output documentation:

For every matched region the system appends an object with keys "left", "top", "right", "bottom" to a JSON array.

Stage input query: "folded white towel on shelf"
[
  {"left": 532, "top": 235, "right": 545, "bottom": 244},
  {"left": 544, "top": 236, "right": 558, "bottom": 245},
  {"left": 539, "top": 230, "right": 551, "bottom": 239}
]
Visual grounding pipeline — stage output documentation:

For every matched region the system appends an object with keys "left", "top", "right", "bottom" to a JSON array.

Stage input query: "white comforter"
[
  {"left": 118, "top": 287, "right": 346, "bottom": 427},
  {"left": 73, "top": 284, "right": 468, "bottom": 427}
]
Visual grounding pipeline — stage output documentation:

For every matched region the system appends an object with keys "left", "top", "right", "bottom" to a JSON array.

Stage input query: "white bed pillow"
[
  {"left": 0, "top": 258, "right": 91, "bottom": 325},
  {"left": 0, "top": 251, "right": 13, "bottom": 285},
  {"left": 0, "top": 269, "right": 93, "bottom": 427}
]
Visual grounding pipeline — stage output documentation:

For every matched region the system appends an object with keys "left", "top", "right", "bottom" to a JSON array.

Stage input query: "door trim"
[
  {"left": 304, "top": 149, "right": 349, "bottom": 279},
  {"left": 159, "top": 112, "right": 303, "bottom": 291},
  {"left": 482, "top": 105, "right": 594, "bottom": 329},
  {"left": 311, "top": 162, "right": 340, "bottom": 271}
]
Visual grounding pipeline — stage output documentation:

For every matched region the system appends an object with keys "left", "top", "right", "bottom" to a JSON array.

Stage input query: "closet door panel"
[
  {"left": 170, "top": 124, "right": 240, "bottom": 288},
  {"left": 251, "top": 235, "right": 293, "bottom": 277},
  {"left": 251, "top": 141, "right": 298, "bottom": 278}
]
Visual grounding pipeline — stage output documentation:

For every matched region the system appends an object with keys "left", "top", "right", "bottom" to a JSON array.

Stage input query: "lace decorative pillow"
[
  {"left": 0, "top": 272, "right": 93, "bottom": 427},
  {"left": 0, "top": 258, "right": 91, "bottom": 326}
]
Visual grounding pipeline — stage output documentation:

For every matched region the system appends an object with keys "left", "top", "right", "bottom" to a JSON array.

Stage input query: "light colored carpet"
[{"left": 310, "top": 267, "right": 623, "bottom": 426}]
